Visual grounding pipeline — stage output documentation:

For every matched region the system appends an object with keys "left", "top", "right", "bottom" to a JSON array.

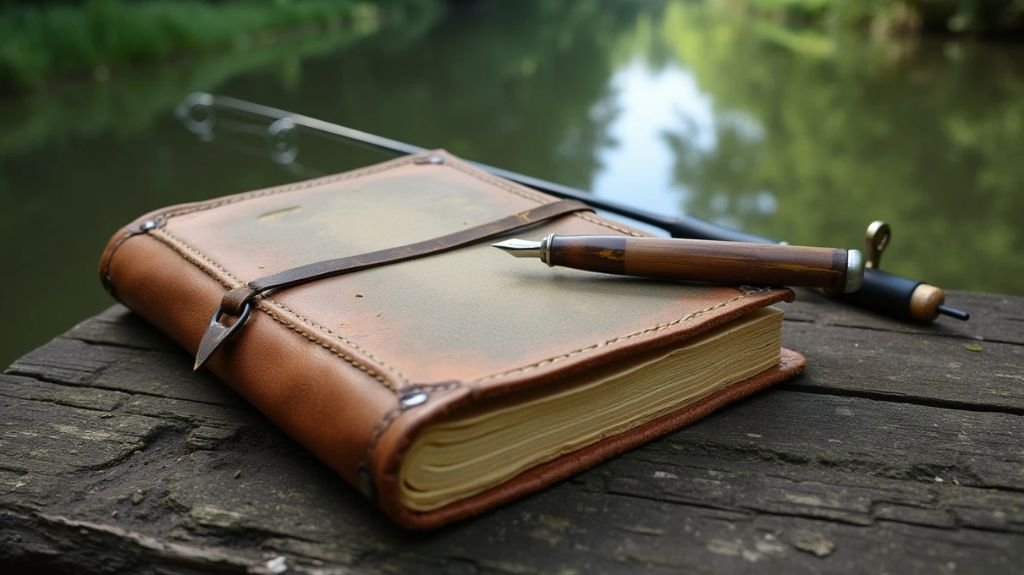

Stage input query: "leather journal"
[{"left": 99, "top": 150, "right": 805, "bottom": 529}]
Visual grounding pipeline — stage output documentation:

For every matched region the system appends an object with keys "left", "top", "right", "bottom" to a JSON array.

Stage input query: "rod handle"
[{"left": 838, "top": 268, "right": 969, "bottom": 322}]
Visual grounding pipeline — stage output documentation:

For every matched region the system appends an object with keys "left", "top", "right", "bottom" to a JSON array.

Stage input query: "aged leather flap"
[
  {"left": 136, "top": 151, "right": 788, "bottom": 388},
  {"left": 101, "top": 149, "right": 800, "bottom": 529}
]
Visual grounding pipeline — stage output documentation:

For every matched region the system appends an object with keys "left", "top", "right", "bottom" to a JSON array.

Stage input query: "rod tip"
[{"left": 938, "top": 305, "right": 970, "bottom": 321}]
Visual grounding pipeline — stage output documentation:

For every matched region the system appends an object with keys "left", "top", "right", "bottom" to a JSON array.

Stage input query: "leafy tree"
[{"left": 659, "top": 2, "right": 1024, "bottom": 293}]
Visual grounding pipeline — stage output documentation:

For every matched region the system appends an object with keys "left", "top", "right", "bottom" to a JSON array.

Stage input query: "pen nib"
[{"left": 492, "top": 238, "right": 542, "bottom": 259}]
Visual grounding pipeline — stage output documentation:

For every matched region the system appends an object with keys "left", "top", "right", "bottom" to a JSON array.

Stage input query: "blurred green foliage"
[
  {"left": 659, "top": 2, "right": 1024, "bottom": 292},
  {"left": 0, "top": 0, "right": 427, "bottom": 94},
  {"left": 736, "top": 0, "right": 1024, "bottom": 36},
  {"left": 0, "top": 27, "right": 377, "bottom": 157}
]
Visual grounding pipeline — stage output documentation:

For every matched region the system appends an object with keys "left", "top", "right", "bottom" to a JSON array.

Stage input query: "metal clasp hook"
[
  {"left": 864, "top": 221, "right": 891, "bottom": 270},
  {"left": 193, "top": 302, "right": 252, "bottom": 371}
]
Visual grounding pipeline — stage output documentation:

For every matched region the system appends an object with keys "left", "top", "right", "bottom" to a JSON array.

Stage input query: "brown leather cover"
[{"left": 99, "top": 150, "right": 805, "bottom": 529}]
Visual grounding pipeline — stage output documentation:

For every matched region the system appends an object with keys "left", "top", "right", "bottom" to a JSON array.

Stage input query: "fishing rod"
[{"left": 176, "top": 92, "right": 969, "bottom": 323}]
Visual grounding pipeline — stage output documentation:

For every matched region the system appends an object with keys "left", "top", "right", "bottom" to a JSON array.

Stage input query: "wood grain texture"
[
  {"left": 550, "top": 236, "right": 847, "bottom": 291},
  {"left": 623, "top": 238, "right": 846, "bottom": 291},
  {"left": 2, "top": 291, "right": 1023, "bottom": 574}
]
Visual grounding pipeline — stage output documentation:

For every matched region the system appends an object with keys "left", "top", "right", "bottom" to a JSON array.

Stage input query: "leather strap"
[{"left": 195, "top": 199, "right": 593, "bottom": 370}]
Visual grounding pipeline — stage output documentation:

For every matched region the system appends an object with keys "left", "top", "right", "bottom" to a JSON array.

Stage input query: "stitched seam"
[
  {"left": 259, "top": 306, "right": 396, "bottom": 392},
  {"left": 444, "top": 160, "right": 644, "bottom": 237},
  {"left": 261, "top": 298, "right": 412, "bottom": 383},
  {"left": 149, "top": 229, "right": 408, "bottom": 389},
  {"left": 363, "top": 380, "right": 462, "bottom": 471},
  {"left": 470, "top": 293, "right": 753, "bottom": 383},
  {"left": 156, "top": 227, "right": 409, "bottom": 383},
  {"left": 417, "top": 381, "right": 462, "bottom": 393},
  {"left": 364, "top": 405, "right": 402, "bottom": 469},
  {"left": 151, "top": 230, "right": 238, "bottom": 288},
  {"left": 160, "top": 155, "right": 419, "bottom": 220},
  {"left": 100, "top": 231, "right": 134, "bottom": 285},
  {"left": 576, "top": 213, "right": 642, "bottom": 236},
  {"left": 445, "top": 162, "right": 554, "bottom": 204}
]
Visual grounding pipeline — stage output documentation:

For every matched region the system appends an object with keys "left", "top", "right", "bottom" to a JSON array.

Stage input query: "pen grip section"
[{"left": 549, "top": 236, "right": 848, "bottom": 291}]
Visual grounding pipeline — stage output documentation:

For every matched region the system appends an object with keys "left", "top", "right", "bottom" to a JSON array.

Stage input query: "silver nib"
[
  {"left": 492, "top": 234, "right": 555, "bottom": 264},
  {"left": 491, "top": 238, "right": 543, "bottom": 259}
]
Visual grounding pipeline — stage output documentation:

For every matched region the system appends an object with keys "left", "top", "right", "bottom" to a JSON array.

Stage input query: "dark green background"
[{"left": 2, "top": 1, "right": 1022, "bottom": 367}]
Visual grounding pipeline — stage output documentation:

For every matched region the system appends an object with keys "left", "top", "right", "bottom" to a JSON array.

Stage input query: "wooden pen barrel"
[{"left": 548, "top": 235, "right": 850, "bottom": 291}]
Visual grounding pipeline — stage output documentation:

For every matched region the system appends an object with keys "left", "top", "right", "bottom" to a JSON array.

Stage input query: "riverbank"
[
  {"left": 734, "top": 0, "right": 1024, "bottom": 37},
  {"left": 0, "top": 0, "right": 440, "bottom": 95}
]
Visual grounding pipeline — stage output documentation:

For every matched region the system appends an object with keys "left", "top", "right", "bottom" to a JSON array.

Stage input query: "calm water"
[{"left": 3, "top": 1, "right": 1023, "bottom": 367}]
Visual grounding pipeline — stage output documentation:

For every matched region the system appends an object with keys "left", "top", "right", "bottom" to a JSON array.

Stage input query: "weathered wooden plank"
[
  {"left": 2, "top": 295, "right": 1023, "bottom": 574},
  {"left": 606, "top": 391, "right": 1024, "bottom": 530},
  {"left": 786, "top": 289, "right": 1023, "bottom": 345},
  {"left": 782, "top": 320, "right": 1024, "bottom": 413},
  {"left": 4, "top": 385, "right": 1022, "bottom": 575},
  {"left": 779, "top": 289, "right": 1024, "bottom": 413},
  {"left": 61, "top": 305, "right": 179, "bottom": 353},
  {"left": 6, "top": 335, "right": 241, "bottom": 406}
]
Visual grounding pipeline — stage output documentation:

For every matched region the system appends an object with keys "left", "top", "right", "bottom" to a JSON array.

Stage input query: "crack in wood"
[
  {"left": 2, "top": 511, "right": 258, "bottom": 574},
  {"left": 1, "top": 370, "right": 239, "bottom": 410},
  {"left": 781, "top": 383, "right": 1024, "bottom": 416},
  {"left": 62, "top": 335, "right": 177, "bottom": 354}
]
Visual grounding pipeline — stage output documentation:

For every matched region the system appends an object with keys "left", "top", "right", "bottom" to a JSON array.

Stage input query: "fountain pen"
[{"left": 493, "top": 233, "right": 865, "bottom": 293}]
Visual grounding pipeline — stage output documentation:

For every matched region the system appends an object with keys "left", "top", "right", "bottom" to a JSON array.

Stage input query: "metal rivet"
[
  {"left": 399, "top": 388, "right": 429, "bottom": 409},
  {"left": 414, "top": 155, "right": 444, "bottom": 165},
  {"left": 134, "top": 216, "right": 165, "bottom": 234}
]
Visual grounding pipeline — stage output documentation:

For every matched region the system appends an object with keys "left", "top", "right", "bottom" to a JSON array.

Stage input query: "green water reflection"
[{"left": 2, "top": 0, "right": 1022, "bottom": 367}]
